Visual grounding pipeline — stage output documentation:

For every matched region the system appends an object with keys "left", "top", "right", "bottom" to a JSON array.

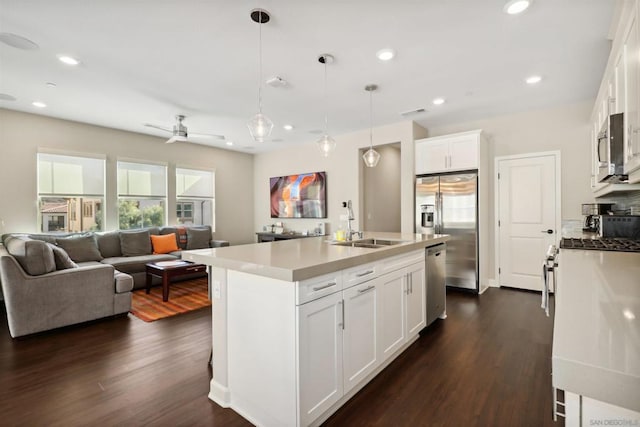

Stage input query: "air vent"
[{"left": 400, "top": 108, "right": 427, "bottom": 117}]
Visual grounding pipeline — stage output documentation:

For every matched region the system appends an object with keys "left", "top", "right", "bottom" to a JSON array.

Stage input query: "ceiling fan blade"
[
  {"left": 166, "top": 135, "right": 188, "bottom": 144},
  {"left": 190, "top": 132, "right": 225, "bottom": 140},
  {"left": 144, "top": 123, "right": 172, "bottom": 133}
]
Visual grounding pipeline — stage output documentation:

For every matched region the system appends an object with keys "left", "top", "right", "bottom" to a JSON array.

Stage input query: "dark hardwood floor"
[{"left": 0, "top": 288, "right": 560, "bottom": 426}]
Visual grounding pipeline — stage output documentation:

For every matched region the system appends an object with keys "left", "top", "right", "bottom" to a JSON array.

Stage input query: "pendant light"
[
  {"left": 316, "top": 54, "right": 336, "bottom": 157},
  {"left": 362, "top": 84, "right": 381, "bottom": 167},
  {"left": 247, "top": 9, "right": 274, "bottom": 142}
]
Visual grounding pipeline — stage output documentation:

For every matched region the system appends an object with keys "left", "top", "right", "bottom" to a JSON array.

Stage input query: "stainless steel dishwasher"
[{"left": 426, "top": 243, "right": 446, "bottom": 326}]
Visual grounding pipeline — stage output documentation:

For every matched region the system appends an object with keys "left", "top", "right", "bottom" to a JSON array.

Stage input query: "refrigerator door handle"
[{"left": 435, "top": 192, "right": 441, "bottom": 234}]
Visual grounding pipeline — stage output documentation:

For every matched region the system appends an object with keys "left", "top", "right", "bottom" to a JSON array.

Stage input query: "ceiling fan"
[{"left": 144, "top": 115, "right": 225, "bottom": 144}]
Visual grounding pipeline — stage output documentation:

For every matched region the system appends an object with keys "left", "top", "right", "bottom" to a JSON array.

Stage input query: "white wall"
[
  {"left": 362, "top": 144, "right": 401, "bottom": 232},
  {"left": 255, "top": 101, "right": 592, "bottom": 281},
  {"left": 253, "top": 121, "right": 421, "bottom": 238},
  {"left": 0, "top": 109, "right": 255, "bottom": 244},
  {"left": 426, "top": 101, "right": 593, "bottom": 280},
  {"left": 427, "top": 100, "right": 593, "bottom": 222}
]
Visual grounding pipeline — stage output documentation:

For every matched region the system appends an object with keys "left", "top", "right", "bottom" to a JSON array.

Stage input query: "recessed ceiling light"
[
  {"left": 526, "top": 75, "right": 542, "bottom": 84},
  {"left": 283, "top": 124, "right": 294, "bottom": 131},
  {"left": 376, "top": 48, "right": 396, "bottom": 61},
  {"left": 57, "top": 55, "right": 80, "bottom": 66},
  {"left": 504, "top": 0, "right": 532, "bottom": 15},
  {"left": 432, "top": 98, "right": 445, "bottom": 106},
  {"left": 226, "top": 141, "right": 234, "bottom": 146},
  {"left": 32, "top": 101, "right": 47, "bottom": 108}
]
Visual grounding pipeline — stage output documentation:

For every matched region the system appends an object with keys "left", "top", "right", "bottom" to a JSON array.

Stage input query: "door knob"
[{"left": 541, "top": 229, "right": 554, "bottom": 234}]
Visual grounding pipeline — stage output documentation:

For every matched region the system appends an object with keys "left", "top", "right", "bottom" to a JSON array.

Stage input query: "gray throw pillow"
[
  {"left": 96, "top": 231, "right": 122, "bottom": 258},
  {"left": 120, "top": 230, "right": 152, "bottom": 256},
  {"left": 47, "top": 243, "right": 78, "bottom": 270},
  {"left": 5, "top": 236, "right": 56, "bottom": 276},
  {"left": 56, "top": 234, "right": 103, "bottom": 263},
  {"left": 186, "top": 228, "right": 211, "bottom": 250}
]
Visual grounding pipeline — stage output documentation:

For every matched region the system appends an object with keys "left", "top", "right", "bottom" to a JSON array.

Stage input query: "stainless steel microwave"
[{"left": 597, "top": 113, "right": 627, "bottom": 183}]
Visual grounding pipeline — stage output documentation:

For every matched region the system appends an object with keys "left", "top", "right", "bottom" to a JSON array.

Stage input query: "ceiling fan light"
[
  {"left": 247, "top": 112, "right": 274, "bottom": 142},
  {"left": 363, "top": 148, "right": 381, "bottom": 167},
  {"left": 316, "top": 134, "right": 336, "bottom": 157}
]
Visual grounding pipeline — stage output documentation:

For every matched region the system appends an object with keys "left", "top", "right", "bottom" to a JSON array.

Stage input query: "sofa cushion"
[
  {"left": 120, "top": 230, "right": 151, "bottom": 256},
  {"left": 114, "top": 271, "right": 134, "bottom": 293},
  {"left": 150, "top": 233, "right": 180, "bottom": 254},
  {"left": 47, "top": 243, "right": 78, "bottom": 270},
  {"left": 187, "top": 227, "right": 211, "bottom": 250},
  {"left": 101, "top": 254, "right": 178, "bottom": 274},
  {"left": 96, "top": 231, "right": 122, "bottom": 258},
  {"left": 56, "top": 234, "right": 103, "bottom": 263},
  {"left": 5, "top": 236, "right": 56, "bottom": 276}
]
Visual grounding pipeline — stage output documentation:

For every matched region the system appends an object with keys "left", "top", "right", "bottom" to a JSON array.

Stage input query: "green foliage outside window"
[{"left": 119, "top": 200, "right": 164, "bottom": 230}]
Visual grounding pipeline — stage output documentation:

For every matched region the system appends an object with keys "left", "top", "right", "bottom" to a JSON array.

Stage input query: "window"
[
  {"left": 176, "top": 202, "right": 194, "bottom": 223},
  {"left": 37, "top": 153, "right": 105, "bottom": 232},
  {"left": 82, "top": 201, "right": 93, "bottom": 217},
  {"left": 117, "top": 161, "right": 167, "bottom": 229},
  {"left": 176, "top": 167, "right": 214, "bottom": 227}
]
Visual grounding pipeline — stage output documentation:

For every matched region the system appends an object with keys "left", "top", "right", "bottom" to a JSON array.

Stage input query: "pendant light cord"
[
  {"left": 257, "top": 11, "right": 263, "bottom": 113},
  {"left": 369, "top": 90, "right": 373, "bottom": 148},
  {"left": 324, "top": 58, "right": 328, "bottom": 133}
]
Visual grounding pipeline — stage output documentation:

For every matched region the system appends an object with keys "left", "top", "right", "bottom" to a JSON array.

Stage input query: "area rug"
[{"left": 130, "top": 277, "right": 211, "bottom": 322}]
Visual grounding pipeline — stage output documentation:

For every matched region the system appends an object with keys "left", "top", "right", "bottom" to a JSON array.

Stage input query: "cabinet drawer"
[
  {"left": 380, "top": 250, "right": 425, "bottom": 274},
  {"left": 343, "top": 262, "right": 378, "bottom": 289},
  {"left": 296, "top": 272, "right": 343, "bottom": 305}
]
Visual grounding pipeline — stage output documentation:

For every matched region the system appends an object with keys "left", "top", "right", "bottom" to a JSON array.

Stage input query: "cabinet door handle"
[
  {"left": 339, "top": 300, "right": 345, "bottom": 330},
  {"left": 312, "top": 281, "right": 337, "bottom": 291},
  {"left": 357, "top": 285, "right": 375, "bottom": 294},
  {"left": 356, "top": 270, "right": 374, "bottom": 278}
]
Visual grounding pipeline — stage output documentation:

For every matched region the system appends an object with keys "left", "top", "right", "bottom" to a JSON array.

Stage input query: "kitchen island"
[
  {"left": 554, "top": 248, "right": 640, "bottom": 424},
  {"left": 183, "top": 232, "right": 449, "bottom": 427}
]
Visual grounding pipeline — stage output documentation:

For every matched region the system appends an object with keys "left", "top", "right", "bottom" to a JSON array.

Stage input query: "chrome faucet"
[{"left": 343, "top": 200, "right": 363, "bottom": 241}]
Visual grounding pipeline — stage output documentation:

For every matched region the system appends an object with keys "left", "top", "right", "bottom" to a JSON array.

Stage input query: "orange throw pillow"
[{"left": 150, "top": 233, "right": 180, "bottom": 254}]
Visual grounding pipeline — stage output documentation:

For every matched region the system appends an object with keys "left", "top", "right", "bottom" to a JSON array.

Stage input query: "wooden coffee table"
[{"left": 145, "top": 260, "right": 207, "bottom": 302}]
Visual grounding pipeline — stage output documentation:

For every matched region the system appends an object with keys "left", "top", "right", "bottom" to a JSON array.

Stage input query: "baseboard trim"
[{"left": 208, "top": 380, "right": 231, "bottom": 408}]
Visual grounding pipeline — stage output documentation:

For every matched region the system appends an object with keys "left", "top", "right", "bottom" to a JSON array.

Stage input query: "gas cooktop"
[{"left": 560, "top": 237, "right": 640, "bottom": 252}]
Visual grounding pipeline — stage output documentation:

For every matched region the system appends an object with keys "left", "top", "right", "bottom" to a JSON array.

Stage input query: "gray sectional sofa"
[{"left": 0, "top": 225, "right": 228, "bottom": 338}]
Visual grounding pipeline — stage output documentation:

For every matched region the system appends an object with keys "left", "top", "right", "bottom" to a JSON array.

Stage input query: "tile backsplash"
[{"left": 597, "top": 191, "right": 640, "bottom": 214}]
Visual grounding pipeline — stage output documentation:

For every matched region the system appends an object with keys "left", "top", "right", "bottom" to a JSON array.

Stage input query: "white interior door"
[{"left": 497, "top": 153, "right": 559, "bottom": 291}]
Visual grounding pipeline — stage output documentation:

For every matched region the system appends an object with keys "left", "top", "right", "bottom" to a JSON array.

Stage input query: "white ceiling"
[{"left": 0, "top": 0, "right": 616, "bottom": 153}]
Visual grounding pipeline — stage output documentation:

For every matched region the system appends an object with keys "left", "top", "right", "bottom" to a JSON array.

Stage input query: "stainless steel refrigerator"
[{"left": 415, "top": 172, "right": 478, "bottom": 292}]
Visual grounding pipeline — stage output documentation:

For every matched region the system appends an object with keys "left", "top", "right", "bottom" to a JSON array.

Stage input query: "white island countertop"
[
  {"left": 553, "top": 248, "right": 640, "bottom": 412},
  {"left": 183, "top": 232, "right": 449, "bottom": 282}
]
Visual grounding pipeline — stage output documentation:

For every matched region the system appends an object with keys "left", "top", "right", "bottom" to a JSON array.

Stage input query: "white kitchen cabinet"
[
  {"left": 415, "top": 131, "right": 481, "bottom": 174},
  {"left": 563, "top": 391, "right": 640, "bottom": 427},
  {"left": 591, "top": 0, "right": 640, "bottom": 184},
  {"left": 342, "top": 280, "right": 379, "bottom": 394},
  {"left": 416, "top": 139, "right": 449, "bottom": 173},
  {"left": 624, "top": 10, "right": 640, "bottom": 175},
  {"left": 297, "top": 291, "right": 344, "bottom": 427},
  {"left": 297, "top": 250, "right": 428, "bottom": 426},
  {"left": 405, "top": 262, "right": 426, "bottom": 336},
  {"left": 378, "top": 270, "right": 406, "bottom": 360},
  {"left": 378, "top": 259, "right": 426, "bottom": 361}
]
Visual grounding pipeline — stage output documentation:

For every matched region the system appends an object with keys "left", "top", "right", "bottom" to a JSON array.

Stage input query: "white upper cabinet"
[
  {"left": 624, "top": 8, "right": 640, "bottom": 176},
  {"left": 415, "top": 130, "right": 482, "bottom": 174},
  {"left": 591, "top": 0, "right": 640, "bottom": 188}
]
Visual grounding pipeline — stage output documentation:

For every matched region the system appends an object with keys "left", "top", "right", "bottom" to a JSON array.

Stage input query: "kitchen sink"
[{"left": 332, "top": 238, "right": 405, "bottom": 249}]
